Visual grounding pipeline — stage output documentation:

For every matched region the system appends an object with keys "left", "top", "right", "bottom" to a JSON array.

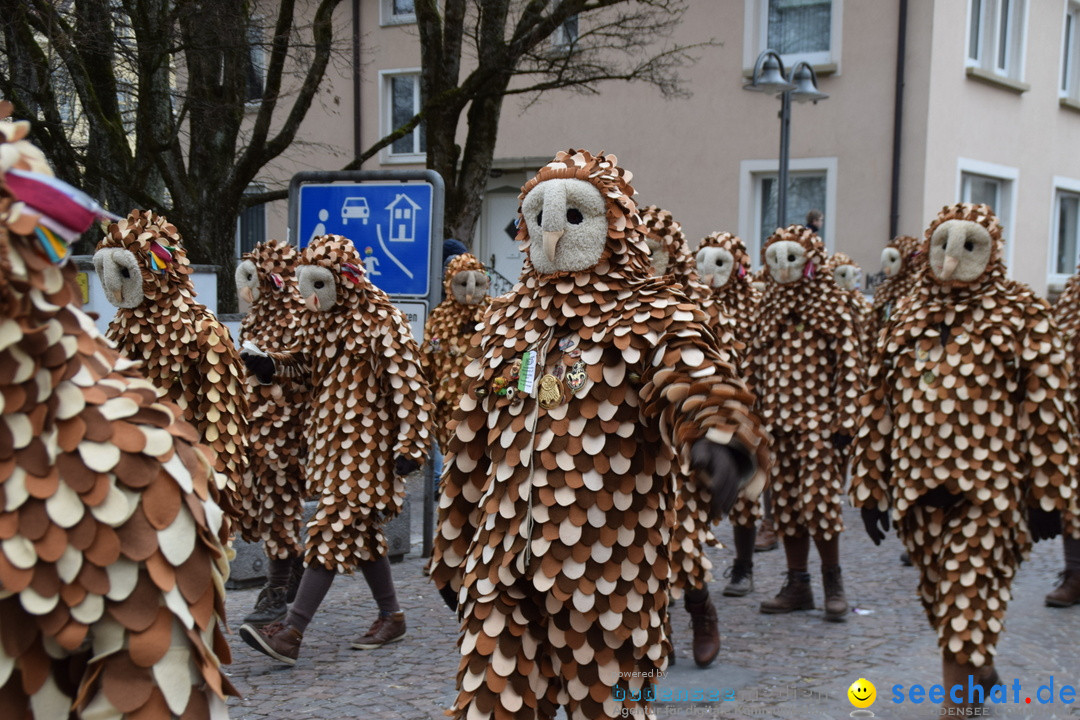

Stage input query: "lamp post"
[{"left": 744, "top": 50, "right": 829, "bottom": 232}]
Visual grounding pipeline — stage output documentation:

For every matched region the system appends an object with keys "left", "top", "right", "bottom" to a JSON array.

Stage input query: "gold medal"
[{"left": 537, "top": 374, "right": 563, "bottom": 408}]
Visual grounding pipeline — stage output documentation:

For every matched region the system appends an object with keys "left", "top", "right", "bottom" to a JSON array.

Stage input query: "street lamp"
[{"left": 743, "top": 50, "right": 829, "bottom": 232}]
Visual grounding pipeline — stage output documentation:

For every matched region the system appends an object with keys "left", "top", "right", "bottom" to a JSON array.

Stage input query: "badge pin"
[
  {"left": 565, "top": 360, "right": 588, "bottom": 394},
  {"left": 557, "top": 336, "right": 578, "bottom": 352},
  {"left": 537, "top": 374, "right": 563, "bottom": 409}
]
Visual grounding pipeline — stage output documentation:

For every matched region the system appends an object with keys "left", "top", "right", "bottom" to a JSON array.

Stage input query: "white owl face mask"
[
  {"left": 765, "top": 240, "right": 809, "bottom": 285},
  {"left": 696, "top": 246, "right": 735, "bottom": 289},
  {"left": 522, "top": 178, "right": 608, "bottom": 274}
]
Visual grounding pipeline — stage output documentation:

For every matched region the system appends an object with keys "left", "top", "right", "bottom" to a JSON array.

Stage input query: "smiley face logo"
[{"left": 848, "top": 678, "right": 876, "bottom": 709}]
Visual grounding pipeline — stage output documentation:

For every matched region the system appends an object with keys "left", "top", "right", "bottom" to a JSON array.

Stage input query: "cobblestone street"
[{"left": 223, "top": 483, "right": 1080, "bottom": 720}]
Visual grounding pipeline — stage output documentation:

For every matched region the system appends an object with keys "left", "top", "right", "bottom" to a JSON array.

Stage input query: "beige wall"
[
  {"left": 253, "top": 0, "right": 1080, "bottom": 295},
  {"left": 919, "top": 0, "right": 1080, "bottom": 292}
]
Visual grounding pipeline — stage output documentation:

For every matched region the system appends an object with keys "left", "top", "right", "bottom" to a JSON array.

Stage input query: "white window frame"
[
  {"left": 743, "top": 0, "right": 843, "bottom": 73},
  {"left": 379, "top": 68, "right": 425, "bottom": 164},
  {"left": 738, "top": 156, "right": 838, "bottom": 267},
  {"left": 956, "top": 157, "right": 1018, "bottom": 274},
  {"left": 1062, "top": 2, "right": 1080, "bottom": 101},
  {"left": 380, "top": 0, "right": 416, "bottom": 26},
  {"left": 1049, "top": 176, "right": 1080, "bottom": 286},
  {"left": 966, "top": 0, "right": 1028, "bottom": 82}
]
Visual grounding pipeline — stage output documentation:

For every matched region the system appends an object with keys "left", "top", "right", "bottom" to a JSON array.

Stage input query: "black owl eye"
[
  {"left": 788, "top": 254, "right": 795, "bottom": 262},
  {"left": 566, "top": 208, "right": 583, "bottom": 224},
  {"left": 314, "top": 280, "right": 325, "bottom": 289},
  {"left": 964, "top": 240, "right": 974, "bottom": 251},
  {"left": 536, "top": 212, "right": 543, "bottom": 225},
  {"left": 121, "top": 267, "right": 131, "bottom": 279},
  {"left": 717, "top": 260, "right": 724, "bottom": 266},
  {"left": 940, "top": 239, "right": 947, "bottom": 248}
]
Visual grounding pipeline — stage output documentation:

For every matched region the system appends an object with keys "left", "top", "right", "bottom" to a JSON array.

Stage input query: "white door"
[{"left": 481, "top": 188, "right": 526, "bottom": 295}]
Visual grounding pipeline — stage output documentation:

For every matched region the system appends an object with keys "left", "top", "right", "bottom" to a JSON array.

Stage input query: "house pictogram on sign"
[{"left": 387, "top": 193, "right": 422, "bottom": 242}]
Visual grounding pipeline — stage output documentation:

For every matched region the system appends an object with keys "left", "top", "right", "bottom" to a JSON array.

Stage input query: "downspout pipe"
[
  {"left": 889, "top": 0, "right": 908, "bottom": 238},
  {"left": 352, "top": 0, "right": 362, "bottom": 164}
]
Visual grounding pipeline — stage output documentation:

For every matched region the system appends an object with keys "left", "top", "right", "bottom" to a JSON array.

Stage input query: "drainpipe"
[
  {"left": 889, "top": 0, "right": 908, "bottom": 238},
  {"left": 352, "top": 0, "right": 362, "bottom": 164}
]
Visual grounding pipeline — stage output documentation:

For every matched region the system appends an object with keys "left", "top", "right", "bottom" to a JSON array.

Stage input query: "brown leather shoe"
[
  {"left": 351, "top": 611, "right": 407, "bottom": 649},
  {"left": 239, "top": 620, "right": 302, "bottom": 665},
  {"left": 822, "top": 565, "right": 848, "bottom": 622},
  {"left": 760, "top": 570, "right": 814, "bottom": 613},
  {"left": 684, "top": 596, "right": 720, "bottom": 668},
  {"left": 755, "top": 519, "right": 778, "bottom": 552},
  {"left": 1046, "top": 570, "right": 1080, "bottom": 607}
]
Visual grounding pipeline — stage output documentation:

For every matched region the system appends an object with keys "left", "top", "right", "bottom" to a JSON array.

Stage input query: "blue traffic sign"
[{"left": 296, "top": 181, "right": 434, "bottom": 297}]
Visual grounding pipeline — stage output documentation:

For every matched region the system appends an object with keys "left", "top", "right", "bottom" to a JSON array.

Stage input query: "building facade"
[{"left": 249, "top": 0, "right": 1080, "bottom": 296}]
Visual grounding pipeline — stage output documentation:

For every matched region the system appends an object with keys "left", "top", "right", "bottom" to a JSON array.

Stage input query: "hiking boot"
[
  {"left": 684, "top": 595, "right": 720, "bottom": 668},
  {"left": 755, "top": 519, "right": 778, "bottom": 552},
  {"left": 243, "top": 585, "right": 288, "bottom": 627},
  {"left": 1046, "top": 570, "right": 1080, "bottom": 607},
  {"left": 351, "top": 611, "right": 407, "bottom": 649},
  {"left": 722, "top": 561, "right": 754, "bottom": 597},
  {"left": 239, "top": 621, "right": 302, "bottom": 665},
  {"left": 822, "top": 565, "right": 848, "bottom": 622},
  {"left": 285, "top": 557, "right": 305, "bottom": 604},
  {"left": 759, "top": 570, "right": 814, "bottom": 614}
]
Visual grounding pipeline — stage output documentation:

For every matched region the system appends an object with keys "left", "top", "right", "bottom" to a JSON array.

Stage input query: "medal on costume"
[{"left": 537, "top": 374, "right": 562, "bottom": 409}]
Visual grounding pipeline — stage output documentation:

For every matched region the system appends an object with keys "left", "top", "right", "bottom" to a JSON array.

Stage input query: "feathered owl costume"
[
  {"left": 828, "top": 251, "right": 874, "bottom": 376},
  {"left": 869, "top": 235, "right": 925, "bottom": 347},
  {"left": 234, "top": 240, "right": 308, "bottom": 561},
  {"left": 697, "top": 232, "right": 764, "bottom": 531},
  {"left": 431, "top": 151, "right": 769, "bottom": 719},
  {"left": 851, "top": 203, "right": 1079, "bottom": 671},
  {"left": 94, "top": 212, "right": 249, "bottom": 526},
  {"left": 259, "top": 235, "right": 433, "bottom": 572},
  {"left": 0, "top": 115, "right": 235, "bottom": 718},
  {"left": 749, "top": 226, "right": 863, "bottom": 542},
  {"left": 421, "top": 253, "right": 491, "bottom": 453}
]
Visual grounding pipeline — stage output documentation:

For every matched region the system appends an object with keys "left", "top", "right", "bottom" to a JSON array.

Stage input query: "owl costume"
[
  {"left": 431, "top": 151, "right": 769, "bottom": 719},
  {"left": 94, "top": 212, "right": 249, "bottom": 525},
  {"left": 0, "top": 114, "right": 235, "bottom": 718},
  {"left": 749, "top": 225, "right": 863, "bottom": 621},
  {"left": 697, "top": 232, "right": 764, "bottom": 533},
  {"left": 869, "top": 235, "right": 925, "bottom": 347},
  {"left": 851, "top": 203, "right": 1078, "bottom": 691},
  {"left": 234, "top": 241, "right": 309, "bottom": 626},
  {"left": 638, "top": 206, "right": 752, "bottom": 666},
  {"left": 828, "top": 251, "right": 873, "bottom": 360},
  {"left": 421, "top": 253, "right": 492, "bottom": 453},
  {"left": 1044, "top": 266, "right": 1080, "bottom": 607},
  {"left": 238, "top": 234, "right": 433, "bottom": 664}
]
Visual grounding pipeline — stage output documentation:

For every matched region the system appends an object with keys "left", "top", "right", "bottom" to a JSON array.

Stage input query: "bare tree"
[
  {"left": 0, "top": 0, "right": 345, "bottom": 310},
  {"left": 385, "top": 0, "right": 711, "bottom": 246}
]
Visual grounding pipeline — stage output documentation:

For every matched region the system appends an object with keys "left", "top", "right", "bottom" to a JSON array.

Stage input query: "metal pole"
[{"left": 777, "top": 89, "right": 792, "bottom": 231}]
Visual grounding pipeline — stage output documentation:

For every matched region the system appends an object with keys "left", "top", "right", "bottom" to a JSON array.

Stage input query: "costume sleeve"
[
  {"left": 639, "top": 310, "right": 770, "bottom": 499},
  {"left": 376, "top": 310, "right": 434, "bottom": 465},
  {"left": 832, "top": 312, "right": 865, "bottom": 435},
  {"left": 849, "top": 350, "right": 893, "bottom": 512},
  {"left": 1018, "top": 305, "right": 1079, "bottom": 521},
  {"left": 429, "top": 334, "right": 491, "bottom": 594},
  {"left": 192, "top": 319, "right": 249, "bottom": 525}
]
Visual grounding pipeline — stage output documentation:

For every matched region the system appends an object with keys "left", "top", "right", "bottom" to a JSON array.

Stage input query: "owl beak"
[
  {"left": 306, "top": 292, "right": 320, "bottom": 311},
  {"left": 110, "top": 289, "right": 123, "bottom": 305},
  {"left": 464, "top": 273, "right": 477, "bottom": 304},
  {"left": 543, "top": 230, "right": 564, "bottom": 262},
  {"left": 939, "top": 254, "right": 959, "bottom": 280},
  {"left": 240, "top": 286, "right": 254, "bottom": 304},
  {"left": 883, "top": 265, "right": 893, "bottom": 277}
]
